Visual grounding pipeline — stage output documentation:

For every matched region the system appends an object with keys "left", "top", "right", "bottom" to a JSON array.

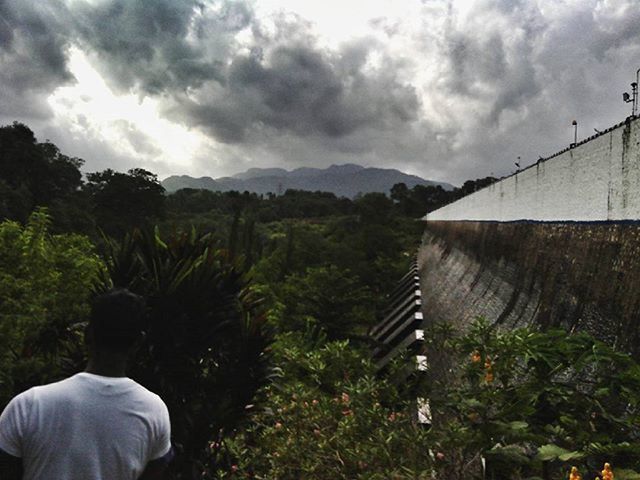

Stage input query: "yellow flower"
[
  {"left": 569, "top": 466, "right": 581, "bottom": 480},
  {"left": 484, "top": 356, "right": 494, "bottom": 383}
]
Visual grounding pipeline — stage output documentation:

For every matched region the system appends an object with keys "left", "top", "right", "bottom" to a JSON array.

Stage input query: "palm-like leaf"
[{"left": 99, "top": 227, "right": 273, "bottom": 479}]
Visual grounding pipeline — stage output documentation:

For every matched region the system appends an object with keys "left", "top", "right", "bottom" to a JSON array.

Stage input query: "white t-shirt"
[{"left": 0, "top": 372, "right": 171, "bottom": 480}]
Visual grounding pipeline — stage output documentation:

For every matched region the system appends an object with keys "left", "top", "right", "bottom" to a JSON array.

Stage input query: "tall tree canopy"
[
  {"left": 85, "top": 168, "right": 166, "bottom": 236},
  {"left": 0, "top": 122, "right": 84, "bottom": 222}
]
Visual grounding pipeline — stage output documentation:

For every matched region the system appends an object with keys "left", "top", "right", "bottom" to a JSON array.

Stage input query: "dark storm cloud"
[
  {"left": 70, "top": 0, "right": 227, "bottom": 94},
  {"left": 170, "top": 36, "right": 419, "bottom": 144},
  {"left": 0, "top": 0, "right": 74, "bottom": 119},
  {"left": 0, "top": 0, "right": 252, "bottom": 109},
  {"left": 2, "top": 0, "right": 640, "bottom": 184},
  {"left": 13, "top": 0, "right": 419, "bottom": 149}
]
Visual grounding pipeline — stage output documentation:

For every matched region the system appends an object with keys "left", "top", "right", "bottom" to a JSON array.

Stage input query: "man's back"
[{"left": 0, "top": 372, "right": 171, "bottom": 480}]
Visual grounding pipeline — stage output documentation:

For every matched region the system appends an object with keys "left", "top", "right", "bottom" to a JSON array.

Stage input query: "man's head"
[{"left": 87, "top": 288, "right": 146, "bottom": 354}]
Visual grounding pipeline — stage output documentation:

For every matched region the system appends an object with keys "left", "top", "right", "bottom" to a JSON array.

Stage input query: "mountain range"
[{"left": 162, "top": 164, "right": 453, "bottom": 198}]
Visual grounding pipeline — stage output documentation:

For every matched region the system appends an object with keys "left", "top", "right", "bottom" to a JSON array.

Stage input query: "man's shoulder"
[
  {"left": 127, "top": 381, "right": 167, "bottom": 410},
  {"left": 8, "top": 377, "right": 70, "bottom": 406},
  {"left": 7, "top": 374, "right": 168, "bottom": 416},
  {"left": 27, "top": 374, "right": 87, "bottom": 399}
]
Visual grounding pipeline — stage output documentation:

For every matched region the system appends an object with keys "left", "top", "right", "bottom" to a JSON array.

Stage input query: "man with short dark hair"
[{"left": 0, "top": 288, "right": 172, "bottom": 480}]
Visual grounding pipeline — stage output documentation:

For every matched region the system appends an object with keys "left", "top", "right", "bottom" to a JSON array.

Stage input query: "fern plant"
[{"left": 98, "top": 227, "right": 273, "bottom": 479}]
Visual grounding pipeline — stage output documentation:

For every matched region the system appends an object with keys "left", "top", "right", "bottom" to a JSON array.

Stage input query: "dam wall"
[
  {"left": 426, "top": 117, "right": 640, "bottom": 222},
  {"left": 418, "top": 116, "right": 640, "bottom": 356}
]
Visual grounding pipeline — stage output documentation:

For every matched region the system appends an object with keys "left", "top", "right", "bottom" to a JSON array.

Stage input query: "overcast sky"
[{"left": 1, "top": 0, "right": 639, "bottom": 185}]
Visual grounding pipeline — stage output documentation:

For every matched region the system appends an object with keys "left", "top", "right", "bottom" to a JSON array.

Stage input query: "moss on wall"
[{"left": 419, "top": 221, "right": 640, "bottom": 356}]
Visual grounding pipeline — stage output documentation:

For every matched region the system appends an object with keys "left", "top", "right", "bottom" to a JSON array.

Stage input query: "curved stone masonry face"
[
  {"left": 418, "top": 221, "right": 640, "bottom": 357},
  {"left": 416, "top": 116, "right": 640, "bottom": 438},
  {"left": 426, "top": 116, "right": 640, "bottom": 222}
]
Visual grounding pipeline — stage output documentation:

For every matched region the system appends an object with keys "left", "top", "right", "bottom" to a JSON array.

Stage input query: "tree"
[
  {"left": 277, "top": 265, "right": 375, "bottom": 339},
  {"left": 0, "top": 209, "right": 104, "bottom": 406},
  {"left": 98, "top": 227, "right": 273, "bottom": 478},
  {"left": 0, "top": 122, "right": 85, "bottom": 223},
  {"left": 390, "top": 182, "right": 410, "bottom": 205},
  {"left": 85, "top": 168, "right": 166, "bottom": 236},
  {"left": 354, "top": 192, "right": 395, "bottom": 224},
  {"left": 456, "top": 176, "right": 498, "bottom": 198}
]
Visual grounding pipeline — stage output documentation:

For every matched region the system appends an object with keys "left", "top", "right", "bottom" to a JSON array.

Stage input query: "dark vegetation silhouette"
[{"left": 97, "top": 229, "right": 271, "bottom": 477}]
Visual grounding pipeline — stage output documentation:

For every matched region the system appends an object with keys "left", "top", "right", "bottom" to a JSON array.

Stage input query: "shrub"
[
  {"left": 427, "top": 319, "right": 640, "bottom": 479},
  {"left": 98, "top": 227, "right": 273, "bottom": 478},
  {"left": 206, "top": 330, "right": 434, "bottom": 479},
  {"left": 0, "top": 209, "right": 103, "bottom": 406}
]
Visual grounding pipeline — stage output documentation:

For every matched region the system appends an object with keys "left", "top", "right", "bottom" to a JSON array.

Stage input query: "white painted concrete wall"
[{"left": 426, "top": 117, "right": 640, "bottom": 222}]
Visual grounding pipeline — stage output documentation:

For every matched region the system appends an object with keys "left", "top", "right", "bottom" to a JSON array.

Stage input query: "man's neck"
[{"left": 85, "top": 350, "right": 129, "bottom": 377}]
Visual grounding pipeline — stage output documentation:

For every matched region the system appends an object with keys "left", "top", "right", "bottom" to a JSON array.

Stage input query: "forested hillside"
[
  {"left": 162, "top": 163, "right": 454, "bottom": 198},
  {"left": 2, "top": 121, "right": 640, "bottom": 480}
]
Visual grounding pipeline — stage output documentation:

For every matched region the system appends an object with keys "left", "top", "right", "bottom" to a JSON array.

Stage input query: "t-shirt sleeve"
[
  {"left": 149, "top": 399, "right": 171, "bottom": 461},
  {"left": 0, "top": 391, "right": 32, "bottom": 458}
]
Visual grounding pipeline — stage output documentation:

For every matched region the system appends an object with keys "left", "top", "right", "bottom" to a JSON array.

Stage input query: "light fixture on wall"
[{"left": 622, "top": 68, "right": 640, "bottom": 116}]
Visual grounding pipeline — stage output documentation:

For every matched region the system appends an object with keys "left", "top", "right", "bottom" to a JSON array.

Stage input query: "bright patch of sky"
[{"left": 47, "top": 47, "right": 219, "bottom": 176}]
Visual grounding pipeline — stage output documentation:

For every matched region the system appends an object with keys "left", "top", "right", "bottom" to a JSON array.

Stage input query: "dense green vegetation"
[
  {"left": 0, "top": 209, "right": 103, "bottom": 407},
  {"left": 211, "top": 321, "right": 640, "bottom": 480},
  {"left": 2, "top": 121, "right": 639, "bottom": 479}
]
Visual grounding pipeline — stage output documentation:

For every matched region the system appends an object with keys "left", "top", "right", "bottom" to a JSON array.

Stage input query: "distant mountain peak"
[
  {"left": 324, "top": 164, "right": 365, "bottom": 174},
  {"left": 232, "top": 167, "right": 288, "bottom": 180},
  {"left": 162, "top": 163, "right": 453, "bottom": 197}
]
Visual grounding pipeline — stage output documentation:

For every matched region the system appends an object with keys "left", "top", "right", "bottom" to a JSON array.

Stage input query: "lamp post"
[
  {"left": 628, "top": 81, "right": 638, "bottom": 116},
  {"left": 622, "top": 68, "right": 639, "bottom": 116},
  {"left": 572, "top": 120, "right": 577, "bottom": 147},
  {"left": 634, "top": 67, "right": 640, "bottom": 116}
]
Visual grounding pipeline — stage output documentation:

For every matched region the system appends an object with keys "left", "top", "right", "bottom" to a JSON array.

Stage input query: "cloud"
[
  {"left": 67, "top": 2, "right": 422, "bottom": 149},
  {"left": 0, "top": 0, "right": 74, "bottom": 120},
  {"left": 1, "top": 0, "right": 640, "bottom": 184},
  {"left": 407, "top": 0, "right": 640, "bottom": 180},
  {"left": 70, "top": 0, "right": 229, "bottom": 94},
  {"left": 112, "top": 120, "right": 163, "bottom": 157},
  {"left": 168, "top": 37, "right": 419, "bottom": 144}
]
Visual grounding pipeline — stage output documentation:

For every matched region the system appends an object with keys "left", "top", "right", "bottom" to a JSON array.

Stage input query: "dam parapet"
[
  {"left": 426, "top": 116, "right": 640, "bottom": 222},
  {"left": 419, "top": 115, "right": 640, "bottom": 356}
]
